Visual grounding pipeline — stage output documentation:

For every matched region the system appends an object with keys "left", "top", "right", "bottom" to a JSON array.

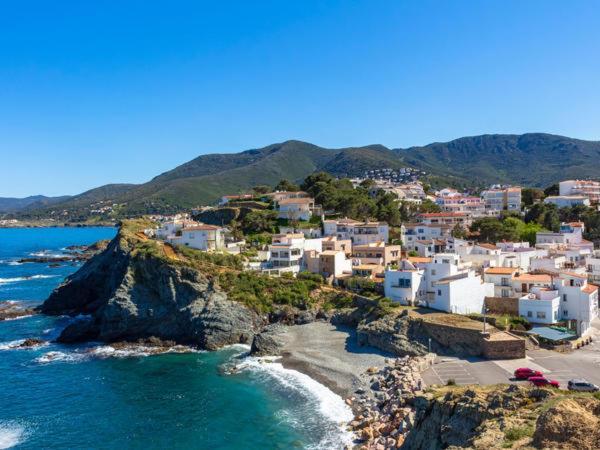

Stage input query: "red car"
[
  {"left": 514, "top": 368, "right": 543, "bottom": 380},
  {"left": 528, "top": 376, "right": 559, "bottom": 388}
]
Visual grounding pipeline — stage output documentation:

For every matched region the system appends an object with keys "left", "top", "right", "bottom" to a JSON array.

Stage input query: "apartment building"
[
  {"left": 400, "top": 223, "right": 452, "bottom": 250},
  {"left": 352, "top": 241, "right": 401, "bottom": 266},
  {"left": 481, "top": 186, "right": 522, "bottom": 213},
  {"left": 323, "top": 219, "right": 389, "bottom": 244},
  {"left": 559, "top": 180, "right": 600, "bottom": 205}
]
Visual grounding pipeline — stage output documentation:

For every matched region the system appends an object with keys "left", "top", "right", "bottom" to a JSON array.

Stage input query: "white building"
[
  {"left": 586, "top": 251, "right": 600, "bottom": 284},
  {"left": 384, "top": 254, "right": 493, "bottom": 314},
  {"left": 519, "top": 287, "right": 561, "bottom": 325},
  {"left": 277, "top": 198, "right": 315, "bottom": 222},
  {"left": 481, "top": 186, "right": 522, "bottom": 213},
  {"left": 176, "top": 225, "right": 226, "bottom": 251},
  {"left": 536, "top": 222, "right": 593, "bottom": 252},
  {"left": 483, "top": 267, "right": 519, "bottom": 298},
  {"left": 559, "top": 180, "right": 600, "bottom": 205},
  {"left": 401, "top": 223, "right": 452, "bottom": 251},
  {"left": 544, "top": 195, "right": 591, "bottom": 208},
  {"left": 323, "top": 219, "right": 389, "bottom": 244}
]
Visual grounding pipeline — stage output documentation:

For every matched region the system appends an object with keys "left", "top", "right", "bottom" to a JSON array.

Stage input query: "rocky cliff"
[
  {"left": 403, "top": 385, "right": 600, "bottom": 450},
  {"left": 40, "top": 223, "right": 263, "bottom": 349}
]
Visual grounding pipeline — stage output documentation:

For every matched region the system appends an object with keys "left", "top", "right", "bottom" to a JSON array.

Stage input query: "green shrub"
[
  {"left": 297, "top": 271, "right": 324, "bottom": 284},
  {"left": 446, "top": 378, "right": 456, "bottom": 386},
  {"left": 504, "top": 425, "right": 534, "bottom": 442}
]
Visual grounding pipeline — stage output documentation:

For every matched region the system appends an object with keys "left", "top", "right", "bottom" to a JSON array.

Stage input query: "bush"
[
  {"left": 446, "top": 378, "right": 456, "bottom": 386},
  {"left": 322, "top": 293, "right": 354, "bottom": 310},
  {"left": 297, "top": 271, "right": 324, "bottom": 284},
  {"left": 504, "top": 425, "right": 534, "bottom": 442}
]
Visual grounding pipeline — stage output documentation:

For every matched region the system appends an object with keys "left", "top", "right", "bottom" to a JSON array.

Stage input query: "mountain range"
[{"left": 4, "top": 133, "right": 600, "bottom": 218}]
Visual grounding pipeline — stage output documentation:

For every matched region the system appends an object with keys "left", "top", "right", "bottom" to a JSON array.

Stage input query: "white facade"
[
  {"left": 401, "top": 223, "right": 452, "bottom": 250},
  {"left": 323, "top": 219, "right": 389, "bottom": 244},
  {"left": 176, "top": 225, "right": 225, "bottom": 251},
  {"left": 481, "top": 186, "right": 522, "bottom": 213},
  {"left": 277, "top": 198, "right": 314, "bottom": 221},
  {"left": 544, "top": 195, "right": 590, "bottom": 208},
  {"left": 384, "top": 254, "right": 492, "bottom": 314},
  {"left": 519, "top": 287, "right": 560, "bottom": 324},
  {"left": 559, "top": 179, "right": 600, "bottom": 204}
]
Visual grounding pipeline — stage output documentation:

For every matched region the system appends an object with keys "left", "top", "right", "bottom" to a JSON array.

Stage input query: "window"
[
  {"left": 501, "top": 289, "right": 509, "bottom": 298},
  {"left": 396, "top": 278, "right": 411, "bottom": 288},
  {"left": 442, "top": 259, "right": 449, "bottom": 264},
  {"left": 563, "top": 294, "right": 567, "bottom": 302},
  {"left": 563, "top": 310, "right": 568, "bottom": 317},
  {"left": 527, "top": 311, "right": 532, "bottom": 318},
  {"left": 431, "top": 269, "right": 436, "bottom": 275},
  {"left": 536, "top": 311, "right": 546, "bottom": 319},
  {"left": 437, "top": 289, "right": 442, "bottom": 296},
  {"left": 189, "top": 233, "right": 195, "bottom": 239}
]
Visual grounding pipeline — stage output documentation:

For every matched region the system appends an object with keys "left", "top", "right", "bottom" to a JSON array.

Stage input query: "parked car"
[
  {"left": 528, "top": 376, "right": 559, "bottom": 388},
  {"left": 567, "top": 379, "right": 599, "bottom": 392},
  {"left": 514, "top": 368, "right": 543, "bottom": 380}
]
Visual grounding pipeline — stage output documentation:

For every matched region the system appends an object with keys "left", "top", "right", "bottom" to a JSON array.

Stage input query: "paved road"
[{"left": 423, "top": 326, "right": 600, "bottom": 389}]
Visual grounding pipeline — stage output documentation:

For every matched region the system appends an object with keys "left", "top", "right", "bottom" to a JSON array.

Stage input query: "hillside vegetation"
[{"left": 12, "top": 133, "right": 600, "bottom": 218}]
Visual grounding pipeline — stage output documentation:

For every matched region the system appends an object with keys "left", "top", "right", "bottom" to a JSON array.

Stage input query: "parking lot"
[{"left": 423, "top": 325, "right": 600, "bottom": 388}]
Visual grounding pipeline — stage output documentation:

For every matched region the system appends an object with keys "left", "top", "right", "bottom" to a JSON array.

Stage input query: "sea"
[{"left": 0, "top": 227, "right": 353, "bottom": 450}]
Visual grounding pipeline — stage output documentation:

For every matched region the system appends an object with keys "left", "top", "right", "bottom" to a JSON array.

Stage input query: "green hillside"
[{"left": 13, "top": 133, "right": 600, "bottom": 219}]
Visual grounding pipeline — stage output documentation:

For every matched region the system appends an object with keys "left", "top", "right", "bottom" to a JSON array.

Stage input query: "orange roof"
[
  {"left": 583, "top": 284, "right": 599, "bottom": 294},
  {"left": 513, "top": 273, "right": 552, "bottom": 283},
  {"left": 485, "top": 267, "right": 518, "bottom": 275},
  {"left": 568, "top": 222, "right": 584, "bottom": 227},
  {"left": 561, "top": 271, "right": 587, "bottom": 279},
  {"left": 408, "top": 256, "right": 432, "bottom": 263}
]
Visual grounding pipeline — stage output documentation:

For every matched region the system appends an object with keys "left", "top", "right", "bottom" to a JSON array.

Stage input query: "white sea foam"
[
  {"left": 34, "top": 351, "right": 87, "bottom": 364},
  {"left": 0, "top": 422, "right": 26, "bottom": 449},
  {"left": 2, "top": 314, "right": 33, "bottom": 322},
  {"left": 0, "top": 340, "right": 25, "bottom": 351},
  {"left": 0, "top": 275, "right": 58, "bottom": 284},
  {"left": 235, "top": 356, "right": 354, "bottom": 449}
]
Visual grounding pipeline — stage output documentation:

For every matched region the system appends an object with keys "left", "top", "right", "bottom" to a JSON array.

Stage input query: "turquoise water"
[{"left": 0, "top": 228, "right": 352, "bottom": 449}]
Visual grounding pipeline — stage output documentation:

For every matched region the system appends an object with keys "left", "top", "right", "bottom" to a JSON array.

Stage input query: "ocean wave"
[
  {"left": 34, "top": 351, "right": 86, "bottom": 364},
  {"left": 234, "top": 356, "right": 354, "bottom": 449},
  {"left": 0, "top": 422, "right": 26, "bottom": 449},
  {"left": 0, "top": 339, "right": 48, "bottom": 351},
  {"left": 0, "top": 275, "right": 58, "bottom": 284},
  {"left": 34, "top": 343, "right": 202, "bottom": 364},
  {"left": 2, "top": 314, "right": 33, "bottom": 321}
]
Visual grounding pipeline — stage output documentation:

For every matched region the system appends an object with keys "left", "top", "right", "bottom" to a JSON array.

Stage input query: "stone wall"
[
  {"left": 481, "top": 332, "right": 526, "bottom": 359},
  {"left": 484, "top": 296, "right": 519, "bottom": 316}
]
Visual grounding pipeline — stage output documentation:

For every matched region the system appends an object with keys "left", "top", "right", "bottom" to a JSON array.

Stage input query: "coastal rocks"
[
  {"left": 250, "top": 324, "right": 288, "bottom": 356},
  {"left": 41, "top": 231, "right": 263, "bottom": 350},
  {"left": 0, "top": 302, "right": 36, "bottom": 321},
  {"left": 356, "top": 314, "right": 431, "bottom": 357},
  {"left": 348, "top": 354, "right": 434, "bottom": 450},
  {"left": 18, "top": 241, "right": 109, "bottom": 265},
  {"left": 17, "top": 338, "right": 46, "bottom": 348}
]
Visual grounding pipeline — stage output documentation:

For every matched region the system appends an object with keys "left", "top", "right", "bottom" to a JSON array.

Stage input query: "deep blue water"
[{"left": 0, "top": 227, "right": 351, "bottom": 449}]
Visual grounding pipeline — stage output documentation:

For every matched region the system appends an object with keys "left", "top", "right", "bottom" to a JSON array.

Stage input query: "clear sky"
[{"left": 2, "top": 1, "right": 599, "bottom": 197}]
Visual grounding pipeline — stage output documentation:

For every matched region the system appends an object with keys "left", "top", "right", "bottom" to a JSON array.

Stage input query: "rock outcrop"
[{"left": 40, "top": 229, "right": 263, "bottom": 349}]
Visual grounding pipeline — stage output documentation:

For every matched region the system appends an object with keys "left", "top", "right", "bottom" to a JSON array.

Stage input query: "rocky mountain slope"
[{"left": 15, "top": 133, "right": 600, "bottom": 218}]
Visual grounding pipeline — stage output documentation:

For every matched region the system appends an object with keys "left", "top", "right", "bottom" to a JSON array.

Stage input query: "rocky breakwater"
[
  {"left": 39, "top": 223, "right": 263, "bottom": 350},
  {"left": 346, "top": 354, "right": 435, "bottom": 450}
]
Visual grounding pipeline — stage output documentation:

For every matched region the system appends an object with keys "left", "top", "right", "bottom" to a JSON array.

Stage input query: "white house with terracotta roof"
[
  {"left": 586, "top": 251, "right": 600, "bottom": 284},
  {"left": 304, "top": 249, "right": 352, "bottom": 279},
  {"left": 156, "top": 218, "right": 200, "bottom": 240},
  {"left": 352, "top": 241, "right": 401, "bottom": 266},
  {"left": 536, "top": 222, "right": 592, "bottom": 251},
  {"left": 218, "top": 194, "right": 254, "bottom": 206},
  {"left": 516, "top": 271, "right": 599, "bottom": 335},
  {"left": 483, "top": 267, "right": 520, "bottom": 297}
]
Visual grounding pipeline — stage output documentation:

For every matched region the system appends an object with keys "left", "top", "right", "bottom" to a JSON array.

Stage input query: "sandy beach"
[{"left": 277, "top": 321, "right": 392, "bottom": 399}]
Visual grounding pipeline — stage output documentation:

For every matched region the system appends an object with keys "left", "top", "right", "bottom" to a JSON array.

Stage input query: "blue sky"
[{"left": 2, "top": 1, "right": 599, "bottom": 197}]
